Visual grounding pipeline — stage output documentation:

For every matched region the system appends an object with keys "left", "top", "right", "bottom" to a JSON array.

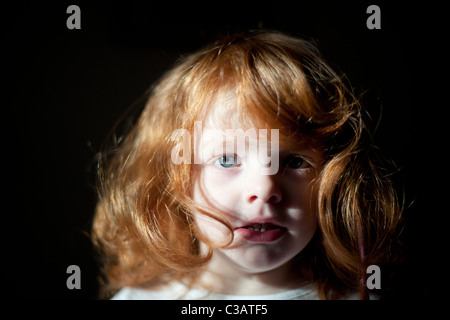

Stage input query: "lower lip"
[{"left": 235, "top": 227, "right": 287, "bottom": 242}]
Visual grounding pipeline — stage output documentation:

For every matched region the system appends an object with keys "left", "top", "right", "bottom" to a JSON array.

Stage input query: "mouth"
[
  {"left": 235, "top": 221, "right": 287, "bottom": 242},
  {"left": 240, "top": 223, "right": 282, "bottom": 232}
]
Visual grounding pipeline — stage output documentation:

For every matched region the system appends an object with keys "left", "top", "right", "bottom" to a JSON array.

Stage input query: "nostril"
[
  {"left": 246, "top": 178, "right": 283, "bottom": 204},
  {"left": 248, "top": 193, "right": 282, "bottom": 204},
  {"left": 270, "top": 194, "right": 281, "bottom": 204}
]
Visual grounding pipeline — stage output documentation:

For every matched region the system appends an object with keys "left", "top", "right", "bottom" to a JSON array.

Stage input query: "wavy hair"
[{"left": 92, "top": 30, "right": 403, "bottom": 299}]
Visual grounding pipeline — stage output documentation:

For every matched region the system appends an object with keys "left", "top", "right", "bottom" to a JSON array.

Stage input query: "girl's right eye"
[{"left": 214, "top": 155, "right": 240, "bottom": 168}]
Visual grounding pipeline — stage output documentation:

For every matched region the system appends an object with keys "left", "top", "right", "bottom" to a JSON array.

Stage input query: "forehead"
[
  {"left": 197, "top": 92, "right": 317, "bottom": 151},
  {"left": 200, "top": 91, "right": 254, "bottom": 130}
]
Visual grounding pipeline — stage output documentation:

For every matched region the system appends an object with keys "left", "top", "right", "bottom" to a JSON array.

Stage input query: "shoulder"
[
  {"left": 110, "top": 282, "right": 378, "bottom": 300},
  {"left": 337, "top": 290, "right": 380, "bottom": 300},
  {"left": 111, "top": 282, "right": 190, "bottom": 300},
  {"left": 110, "top": 282, "right": 320, "bottom": 300}
]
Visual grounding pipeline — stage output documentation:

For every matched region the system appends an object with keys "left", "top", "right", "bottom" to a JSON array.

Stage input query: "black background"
[{"left": 2, "top": 1, "right": 445, "bottom": 300}]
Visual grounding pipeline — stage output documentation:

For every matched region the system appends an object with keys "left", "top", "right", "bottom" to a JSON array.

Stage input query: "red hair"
[{"left": 92, "top": 31, "right": 403, "bottom": 299}]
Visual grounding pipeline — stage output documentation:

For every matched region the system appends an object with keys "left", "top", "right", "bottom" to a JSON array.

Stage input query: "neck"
[{"left": 196, "top": 246, "right": 312, "bottom": 296}]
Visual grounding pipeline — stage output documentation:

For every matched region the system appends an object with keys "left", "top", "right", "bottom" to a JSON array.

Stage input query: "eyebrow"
[
  {"left": 199, "top": 132, "right": 262, "bottom": 161},
  {"left": 201, "top": 134, "right": 229, "bottom": 149}
]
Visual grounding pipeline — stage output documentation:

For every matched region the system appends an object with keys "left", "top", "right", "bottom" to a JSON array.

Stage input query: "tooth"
[{"left": 260, "top": 227, "right": 265, "bottom": 232}]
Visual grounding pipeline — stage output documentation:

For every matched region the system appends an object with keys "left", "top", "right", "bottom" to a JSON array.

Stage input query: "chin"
[{"left": 217, "top": 247, "right": 298, "bottom": 274}]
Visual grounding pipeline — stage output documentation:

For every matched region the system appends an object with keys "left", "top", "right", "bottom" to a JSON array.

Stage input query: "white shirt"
[{"left": 111, "top": 281, "right": 362, "bottom": 300}]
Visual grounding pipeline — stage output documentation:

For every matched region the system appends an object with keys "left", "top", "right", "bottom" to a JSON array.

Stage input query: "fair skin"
[{"left": 192, "top": 105, "right": 324, "bottom": 296}]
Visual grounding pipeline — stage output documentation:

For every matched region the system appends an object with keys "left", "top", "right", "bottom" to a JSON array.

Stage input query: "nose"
[{"left": 245, "top": 173, "right": 282, "bottom": 205}]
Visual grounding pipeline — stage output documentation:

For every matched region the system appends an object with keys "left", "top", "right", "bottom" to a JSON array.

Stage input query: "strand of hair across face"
[{"left": 358, "top": 226, "right": 369, "bottom": 300}]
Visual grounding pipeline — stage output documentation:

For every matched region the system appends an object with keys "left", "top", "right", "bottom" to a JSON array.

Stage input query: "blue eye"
[
  {"left": 215, "top": 155, "right": 239, "bottom": 168},
  {"left": 282, "top": 155, "right": 308, "bottom": 169}
]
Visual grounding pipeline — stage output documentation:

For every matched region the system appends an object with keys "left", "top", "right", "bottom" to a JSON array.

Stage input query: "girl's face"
[{"left": 192, "top": 105, "right": 323, "bottom": 276}]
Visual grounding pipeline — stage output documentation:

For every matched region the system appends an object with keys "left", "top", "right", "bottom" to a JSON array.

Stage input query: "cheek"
[
  {"left": 283, "top": 171, "right": 320, "bottom": 213},
  {"left": 192, "top": 174, "right": 237, "bottom": 247},
  {"left": 194, "top": 213, "right": 232, "bottom": 248},
  {"left": 282, "top": 176, "right": 319, "bottom": 248},
  {"left": 195, "top": 168, "right": 241, "bottom": 211},
  {"left": 289, "top": 210, "right": 318, "bottom": 247}
]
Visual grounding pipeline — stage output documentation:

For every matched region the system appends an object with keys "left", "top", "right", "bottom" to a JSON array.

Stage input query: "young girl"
[{"left": 92, "top": 30, "right": 403, "bottom": 300}]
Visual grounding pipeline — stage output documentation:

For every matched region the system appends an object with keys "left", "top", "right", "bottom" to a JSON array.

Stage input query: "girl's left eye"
[
  {"left": 282, "top": 155, "right": 310, "bottom": 169},
  {"left": 215, "top": 155, "right": 240, "bottom": 168}
]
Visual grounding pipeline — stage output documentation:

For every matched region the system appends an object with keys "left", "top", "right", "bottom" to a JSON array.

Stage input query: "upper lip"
[{"left": 236, "top": 218, "right": 285, "bottom": 230}]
